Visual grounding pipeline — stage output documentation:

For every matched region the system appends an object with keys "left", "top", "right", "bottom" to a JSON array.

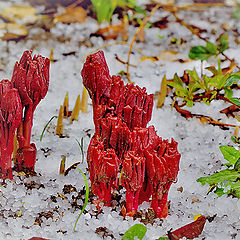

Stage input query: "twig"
[
  {"left": 126, "top": 3, "right": 161, "bottom": 83},
  {"left": 115, "top": 54, "right": 136, "bottom": 67},
  {"left": 174, "top": 102, "right": 239, "bottom": 129}
]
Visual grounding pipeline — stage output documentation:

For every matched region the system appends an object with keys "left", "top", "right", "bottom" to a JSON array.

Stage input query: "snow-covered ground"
[{"left": 0, "top": 0, "right": 240, "bottom": 239}]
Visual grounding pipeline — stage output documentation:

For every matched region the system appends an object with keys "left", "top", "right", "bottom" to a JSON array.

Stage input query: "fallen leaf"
[
  {"left": 53, "top": 6, "right": 86, "bottom": 24},
  {"left": 0, "top": 23, "right": 27, "bottom": 41},
  {"left": 220, "top": 105, "right": 240, "bottom": 117},
  {"left": 140, "top": 51, "right": 180, "bottom": 62},
  {"left": 140, "top": 56, "right": 158, "bottom": 61},
  {"left": 167, "top": 215, "right": 206, "bottom": 239},
  {"left": 1, "top": 5, "right": 37, "bottom": 24},
  {"left": 90, "top": 23, "right": 127, "bottom": 40},
  {"left": 174, "top": 102, "right": 238, "bottom": 129},
  {"left": 157, "top": 75, "right": 168, "bottom": 108},
  {"left": 151, "top": 16, "right": 169, "bottom": 29}
]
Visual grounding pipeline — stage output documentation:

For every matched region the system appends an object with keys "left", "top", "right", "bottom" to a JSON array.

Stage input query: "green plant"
[
  {"left": 122, "top": 224, "right": 147, "bottom": 240},
  {"left": 167, "top": 62, "right": 240, "bottom": 108},
  {"left": 75, "top": 137, "right": 84, "bottom": 163},
  {"left": 189, "top": 34, "right": 229, "bottom": 61},
  {"left": 91, "top": 0, "right": 137, "bottom": 23},
  {"left": 197, "top": 145, "right": 240, "bottom": 198},
  {"left": 40, "top": 115, "right": 58, "bottom": 141},
  {"left": 73, "top": 166, "right": 89, "bottom": 231}
]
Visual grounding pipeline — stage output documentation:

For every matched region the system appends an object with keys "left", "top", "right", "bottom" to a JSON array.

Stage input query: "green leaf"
[
  {"left": 197, "top": 169, "right": 240, "bottom": 186},
  {"left": 206, "top": 41, "right": 217, "bottom": 55},
  {"left": 224, "top": 89, "right": 233, "bottom": 99},
  {"left": 226, "top": 181, "right": 240, "bottom": 198},
  {"left": 91, "top": 0, "right": 117, "bottom": 23},
  {"left": 220, "top": 146, "right": 240, "bottom": 165},
  {"left": 134, "top": 5, "right": 146, "bottom": 15},
  {"left": 215, "top": 187, "right": 225, "bottom": 197},
  {"left": 157, "top": 237, "right": 169, "bottom": 240},
  {"left": 228, "top": 98, "right": 240, "bottom": 106},
  {"left": 122, "top": 224, "right": 147, "bottom": 240},
  {"left": 186, "top": 100, "right": 193, "bottom": 107},
  {"left": 167, "top": 81, "right": 185, "bottom": 91},
  {"left": 73, "top": 167, "right": 89, "bottom": 231},
  {"left": 224, "top": 74, "right": 240, "bottom": 88},
  {"left": 189, "top": 42, "right": 217, "bottom": 61},
  {"left": 217, "top": 34, "right": 229, "bottom": 53},
  {"left": 234, "top": 158, "right": 240, "bottom": 171},
  {"left": 173, "top": 73, "right": 183, "bottom": 86},
  {"left": 117, "top": 0, "right": 136, "bottom": 8},
  {"left": 186, "top": 68, "right": 200, "bottom": 82}
]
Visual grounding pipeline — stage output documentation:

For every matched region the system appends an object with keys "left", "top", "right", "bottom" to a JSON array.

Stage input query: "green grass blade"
[
  {"left": 75, "top": 137, "right": 84, "bottom": 163},
  {"left": 73, "top": 166, "right": 89, "bottom": 231},
  {"left": 40, "top": 116, "right": 58, "bottom": 141}
]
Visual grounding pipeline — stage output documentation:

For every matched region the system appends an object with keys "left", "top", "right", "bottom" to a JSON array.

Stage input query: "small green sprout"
[
  {"left": 40, "top": 115, "right": 58, "bottom": 141},
  {"left": 73, "top": 166, "right": 89, "bottom": 231},
  {"left": 75, "top": 137, "right": 84, "bottom": 163}
]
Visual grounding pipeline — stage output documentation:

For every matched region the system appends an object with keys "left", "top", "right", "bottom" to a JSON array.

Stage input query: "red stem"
[{"left": 23, "top": 104, "right": 33, "bottom": 148}]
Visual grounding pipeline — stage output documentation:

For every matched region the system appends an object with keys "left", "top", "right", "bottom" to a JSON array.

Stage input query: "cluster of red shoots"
[
  {"left": 0, "top": 50, "right": 50, "bottom": 179},
  {"left": 81, "top": 51, "right": 181, "bottom": 218}
]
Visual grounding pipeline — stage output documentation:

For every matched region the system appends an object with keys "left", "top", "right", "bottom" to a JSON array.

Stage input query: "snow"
[{"left": 0, "top": 0, "right": 240, "bottom": 239}]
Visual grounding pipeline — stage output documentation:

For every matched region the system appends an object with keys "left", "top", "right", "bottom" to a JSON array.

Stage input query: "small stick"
[
  {"left": 70, "top": 95, "right": 81, "bottom": 123},
  {"left": 56, "top": 105, "right": 63, "bottom": 136},
  {"left": 126, "top": 3, "right": 161, "bottom": 83}
]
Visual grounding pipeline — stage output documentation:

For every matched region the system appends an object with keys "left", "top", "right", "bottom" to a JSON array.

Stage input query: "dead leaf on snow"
[
  {"left": 90, "top": 23, "right": 127, "bottom": 40},
  {"left": 1, "top": 5, "right": 37, "bottom": 24},
  {"left": 140, "top": 51, "right": 186, "bottom": 62},
  {"left": 157, "top": 74, "right": 168, "bottom": 108},
  {"left": 53, "top": 6, "right": 86, "bottom": 24},
  {"left": 0, "top": 23, "right": 28, "bottom": 41}
]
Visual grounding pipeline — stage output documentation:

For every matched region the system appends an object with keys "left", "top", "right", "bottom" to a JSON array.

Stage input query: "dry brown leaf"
[
  {"left": 53, "top": 7, "right": 86, "bottom": 24},
  {"left": 1, "top": 5, "right": 37, "bottom": 24},
  {"left": 157, "top": 75, "right": 167, "bottom": 108},
  {"left": 140, "top": 51, "right": 180, "bottom": 62},
  {"left": 0, "top": 23, "right": 27, "bottom": 41},
  {"left": 91, "top": 23, "right": 127, "bottom": 40},
  {"left": 140, "top": 56, "right": 158, "bottom": 61}
]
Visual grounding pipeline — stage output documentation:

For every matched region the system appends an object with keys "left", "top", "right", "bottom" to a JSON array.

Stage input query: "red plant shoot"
[
  {"left": 0, "top": 80, "right": 22, "bottom": 179},
  {"left": 12, "top": 50, "right": 50, "bottom": 172},
  {"left": 82, "top": 51, "right": 181, "bottom": 218}
]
